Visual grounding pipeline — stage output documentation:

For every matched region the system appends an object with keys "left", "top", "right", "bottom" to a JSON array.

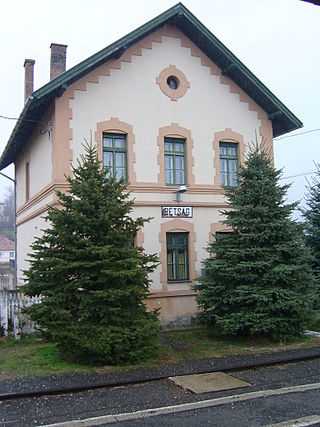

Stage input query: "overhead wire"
[
  {"left": 275, "top": 128, "right": 320, "bottom": 141},
  {"left": 0, "top": 114, "right": 318, "bottom": 182},
  {"left": 1, "top": 113, "right": 320, "bottom": 137},
  {"left": 280, "top": 170, "right": 317, "bottom": 180},
  {"left": 0, "top": 114, "right": 42, "bottom": 124},
  {"left": 0, "top": 115, "right": 20, "bottom": 121}
]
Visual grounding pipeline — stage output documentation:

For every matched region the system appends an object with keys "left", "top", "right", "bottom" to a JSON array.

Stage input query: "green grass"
[
  {"left": 1, "top": 329, "right": 319, "bottom": 381},
  {"left": 153, "top": 329, "right": 319, "bottom": 365},
  {"left": 0, "top": 335, "right": 96, "bottom": 380}
]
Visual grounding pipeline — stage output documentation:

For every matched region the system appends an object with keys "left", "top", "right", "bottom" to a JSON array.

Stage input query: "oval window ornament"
[{"left": 156, "top": 65, "right": 190, "bottom": 101}]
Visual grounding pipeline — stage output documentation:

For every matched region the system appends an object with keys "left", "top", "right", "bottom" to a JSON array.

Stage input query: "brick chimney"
[
  {"left": 24, "top": 59, "right": 35, "bottom": 103},
  {"left": 50, "top": 43, "right": 67, "bottom": 81}
]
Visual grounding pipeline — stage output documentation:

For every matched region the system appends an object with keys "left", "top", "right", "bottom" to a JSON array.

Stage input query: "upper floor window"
[
  {"left": 103, "top": 133, "right": 127, "bottom": 180},
  {"left": 167, "top": 232, "right": 189, "bottom": 282},
  {"left": 219, "top": 142, "right": 238, "bottom": 187},
  {"left": 215, "top": 231, "right": 232, "bottom": 243},
  {"left": 164, "top": 138, "right": 186, "bottom": 185}
]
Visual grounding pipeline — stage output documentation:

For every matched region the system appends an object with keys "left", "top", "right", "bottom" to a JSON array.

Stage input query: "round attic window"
[
  {"left": 167, "top": 76, "right": 179, "bottom": 90},
  {"left": 156, "top": 65, "right": 190, "bottom": 101}
]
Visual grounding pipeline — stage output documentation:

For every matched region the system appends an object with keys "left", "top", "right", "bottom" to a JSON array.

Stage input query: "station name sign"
[{"left": 161, "top": 206, "right": 193, "bottom": 218}]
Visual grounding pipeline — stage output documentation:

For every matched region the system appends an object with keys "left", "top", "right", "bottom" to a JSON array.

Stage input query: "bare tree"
[{"left": 0, "top": 186, "right": 14, "bottom": 240}]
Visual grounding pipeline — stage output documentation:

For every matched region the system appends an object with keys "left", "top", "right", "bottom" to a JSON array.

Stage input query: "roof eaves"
[
  {"left": 0, "top": 2, "right": 303, "bottom": 170},
  {"left": 174, "top": 8, "right": 302, "bottom": 136},
  {"left": 0, "top": 98, "right": 32, "bottom": 169},
  {"left": 0, "top": 5, "right": 187, "bottom": 170},
  {"left": 32, "top": 3, "right": 184, "bottom": 100},
  {"left": 0, "top": 6, "right": 181, "bottom": 170}
]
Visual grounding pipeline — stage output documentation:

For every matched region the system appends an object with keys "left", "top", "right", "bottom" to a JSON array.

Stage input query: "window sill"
[
  {"left": 168, "top": 280, "right": 192, "bottom": 284},
  {"left": 165, "top": 184, "right": 187, "bottom": 187}
]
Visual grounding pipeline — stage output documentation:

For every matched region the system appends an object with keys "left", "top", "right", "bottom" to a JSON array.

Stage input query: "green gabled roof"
[{"left": 0, "top": 2, "right": 302, "bottom": 170}]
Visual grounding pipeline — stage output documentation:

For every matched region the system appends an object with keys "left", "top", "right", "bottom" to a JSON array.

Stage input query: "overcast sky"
[{"left": 0, "top": 0, "right": 319, "bottom": 216}]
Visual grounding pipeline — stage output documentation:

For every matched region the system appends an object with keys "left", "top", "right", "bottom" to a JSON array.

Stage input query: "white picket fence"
[{"left": 0, "top": 289, "right": 41, "bottom": 338}]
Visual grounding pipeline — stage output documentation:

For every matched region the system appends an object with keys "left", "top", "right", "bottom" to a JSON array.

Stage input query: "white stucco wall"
[
  {"left": 28, "top": 130, "right": 52, "bottom": 197},
  {"left": 17, "top": 214, "right": 48, "bottom": 284},
  {"left": 130, "top": 206, "right": 162, "bottom": 291},
  {"left": 15, "top": 106, "right": 54, "bottom": 283},
  {"left": 15, "top": 107, "right": 53, "bottom": 209},
  {"left": 66, "top": 31, "right": 266, "bottom": 306},
  {"left": 130, "top": 204, "right": 226, "bottom": 293},
  {"left": 15, "top": 29, "right": 273, "bottom": 323},
  {"left": 70, "top": 35, "right": 261, "bottom": 183},
  {"left": 15, "top": 155, "right": 26, "bottom": 209}
]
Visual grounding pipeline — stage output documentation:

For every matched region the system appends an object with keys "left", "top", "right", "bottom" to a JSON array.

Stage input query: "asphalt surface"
[
  {"left": 1, "top": 344, "right": 320, "bottom": 400},
  {"left": 115, "top": 388, "right": 320, "bottom": 427},
  {"left": 1, "top": 356, "right": 320, "bottom": 426}
]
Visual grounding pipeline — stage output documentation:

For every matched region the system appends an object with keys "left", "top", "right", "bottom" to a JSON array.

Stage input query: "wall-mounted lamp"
[
  {"left": 176, "top": 185, "right": 187, "bottom": 202},
  {"left": 40, "top": 121, "right": 53, "bottom": 140}
]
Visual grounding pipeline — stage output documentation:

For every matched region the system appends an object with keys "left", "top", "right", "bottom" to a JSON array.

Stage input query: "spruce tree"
[
  {"left": 302, "top": 163, "right": 320, "bottom": 309},
  {"left": 23, "top": 143, "right": 160, "bottom": 364},
  {"left": 195, "top": 143, "right": 315, "bottom": 341}
]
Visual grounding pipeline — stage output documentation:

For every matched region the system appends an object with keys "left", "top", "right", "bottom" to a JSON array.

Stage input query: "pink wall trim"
[
  {"left": 95, "top": 117, "right": 137, "bottom": 185},
  {"left": 157, "top": 123, "right": 195, "bottom": 187},
  {"left": 212, "top": 128, "right": 246, "bottom": 187},
  {"left": 48, "top": 24, "right": 273, "bottom": 205}
]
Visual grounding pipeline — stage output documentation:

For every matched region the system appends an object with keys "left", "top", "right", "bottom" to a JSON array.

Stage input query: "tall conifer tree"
[
  {"left": 302, "top": 163, "right": 320, "bottom": 309},
  {"left": 23, "top": 143, "right": 160, "bottom": 364},
  {"left": 195, "top": 143, "right": 315, "bottom": 341}
]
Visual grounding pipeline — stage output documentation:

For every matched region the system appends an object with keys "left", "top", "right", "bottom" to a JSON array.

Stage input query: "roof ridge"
[{"left": 0, "top": 2, "right": 302, "bottom": 170}]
